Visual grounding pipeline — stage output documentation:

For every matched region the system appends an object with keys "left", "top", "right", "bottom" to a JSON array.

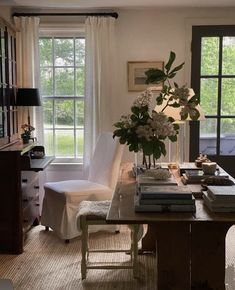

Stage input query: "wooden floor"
[{"left": 0, "top": 225, "right": 235, "bottom": 289}]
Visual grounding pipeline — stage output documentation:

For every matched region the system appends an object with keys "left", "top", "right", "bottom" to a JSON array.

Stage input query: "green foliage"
[
  {"left": 114, "top": 51, "right": 201, "bottom": 167},
  {"left": 200, "top": 36, "right": 235, "bottom": 135}
]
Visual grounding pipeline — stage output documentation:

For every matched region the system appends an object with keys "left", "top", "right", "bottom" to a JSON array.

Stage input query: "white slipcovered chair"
[{"left": 41, "top": 132, "right": 124, "bottom": 241}]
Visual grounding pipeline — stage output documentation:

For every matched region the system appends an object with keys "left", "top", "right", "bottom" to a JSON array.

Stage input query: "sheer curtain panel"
[
  {"left": 84, "top": 16, "right": 116, "bottom": 176},
  {"left": 14, "top": 17, "right": 42, "bottom": 142}
]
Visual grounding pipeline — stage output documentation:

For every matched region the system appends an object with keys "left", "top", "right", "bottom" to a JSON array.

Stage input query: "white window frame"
[{"left": 39, "top": 24, "right": 85, "bottom": 165}]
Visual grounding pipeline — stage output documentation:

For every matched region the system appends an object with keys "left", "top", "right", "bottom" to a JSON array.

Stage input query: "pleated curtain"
[
  {"left": 14, "top": 16, "right": 43, "bottom": 143},
  {"left": 84, "top": 16, "right": 117, "bottom": 175}
]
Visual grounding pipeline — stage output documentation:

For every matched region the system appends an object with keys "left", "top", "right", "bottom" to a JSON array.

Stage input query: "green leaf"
[
  {"left": 174, "top": 82, "right": 179, "bottom": 88},
  {"left": 189, "top": 108, "right": 200, "bottom": 120},
  {"left": 170, "top": 102, "right": 181, "bottom": 108},
  {"left": 168, "top": 72, "right": 177, "bottom": 79},
  {"left": 170, "top": 62, "right": 185, "bottom": 75},
  {"left": 131, "top": 106, "right": 140, "bottom": 115},
  {"left": 168, "top": 135, "right": 177, "bottom": 142},
  {"left": 145, "top": 69, "right": 166, "bottom": 84},
  {"left": 165, "top": 51, "right": 176, "bottom": 73}
]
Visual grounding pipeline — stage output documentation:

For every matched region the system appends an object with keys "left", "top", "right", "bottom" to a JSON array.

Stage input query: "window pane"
[
  {"left": 55, "top": 130, "right": 74, "bottom": 157},
  {"left": 221, "top": 118, "right": 235, "bottom": 155},
  {"left": 55, "top": 99, "right": 74, "bottom": 127},
  {"left": 76, "top": 99, "right": 84, "bottom": 127},
  {"left": 75, "top": 38, "right": 85, "bottom": 66},
  {"left": 199, "top": 119, "right": 217, "bottom": 155},
  {"left": 44, "top": 130, "right": 54, "bottom": 155},
  {"left": 39, "top": 38, "right": 52, "bottom": 66},
  {"left": 200, "top": 78, "right": 218, "bottom": 115},
  {"left": 40, "top": 68, "right": 53, "bottom": 96},
  {"left": 76, "top": 67, "right": 85, "bottom": 96},
  {"left": 201, "top": 37, "right": 219, "bottom": 75},
  {"left": 55, "top": 68, "right": 74, "bottom": 95},
  {"left": 222, "top": 37, "right": 235, "bottom": 75},
  {"left": 43, "top": 99, "right": 53, "bottom": 128},
  {"left": 221, "top": 78, "right": 235, "bottom": 115},
  {"left": 76, "top": 129, "right": 84, "bottom": 157},
  {"left": 54, "top": 38, "right": 74, "bottom": 66}
]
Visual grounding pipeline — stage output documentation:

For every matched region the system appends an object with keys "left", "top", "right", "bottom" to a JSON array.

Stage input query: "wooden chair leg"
[
  {"left": 81, "top": 216, "right": 88, "bottom": 280},
  {"left": 132, "top": 224, "right": 138, "bottom": 278}
]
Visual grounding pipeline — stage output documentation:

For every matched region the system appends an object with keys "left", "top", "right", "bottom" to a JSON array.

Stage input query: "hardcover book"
[
  {"left": 139, "top": 195, "right": 195, "bottom": 205},
  {"left": 203, "top": 192, "right": 235, "bottom": 212},
  {"left": 207, "top": 185, "right": 235, "bottom": 200},
  {"left": 134, "top": 195, "right": 196, "bottom": 212},
  {"left": 139, "top": 185, "right": 193, "bottom": 200},
  {"left": 185, "top": 169, "right": 228, "bottom": 181}
]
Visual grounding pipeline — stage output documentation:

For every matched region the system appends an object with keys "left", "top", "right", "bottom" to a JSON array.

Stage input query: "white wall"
[
  {"left": 0, "top": 6, "right": 12, "bottom": 24},
  {"left": 112, "top": 7, "right": 235, "bottom": 163}
]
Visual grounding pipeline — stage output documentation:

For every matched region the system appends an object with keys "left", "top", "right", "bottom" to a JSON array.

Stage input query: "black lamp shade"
[{"left": 16, "top": 88, "right": 41, "bottom": 106}]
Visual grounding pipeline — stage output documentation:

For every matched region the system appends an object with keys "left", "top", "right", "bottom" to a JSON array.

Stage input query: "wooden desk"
[{"left": 107, "top": 165, "right": 235, "bottom": 290}]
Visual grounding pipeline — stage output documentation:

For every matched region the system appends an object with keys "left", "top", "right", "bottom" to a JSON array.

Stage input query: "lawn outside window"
[{"left": 39, "top": 29, "right": 85, "bottom": 164}]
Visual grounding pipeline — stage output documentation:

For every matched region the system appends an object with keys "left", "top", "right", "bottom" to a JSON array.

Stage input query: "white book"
[{"left": 203, "top": 192, "right": 235, "bottom": 212}]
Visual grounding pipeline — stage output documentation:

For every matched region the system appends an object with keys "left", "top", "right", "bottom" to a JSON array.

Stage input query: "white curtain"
[
  {"left": 84, "top": 16, "right": 116, "bottom": 175},
  {"left": 14, "top": 17, "right": 43, "bottom": 143}
]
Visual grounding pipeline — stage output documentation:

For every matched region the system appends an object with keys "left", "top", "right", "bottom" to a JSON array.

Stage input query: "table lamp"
[
  {"left": 154, "top": 88, "right": 205, "bottom": 165},
  {"left": 16, "top": 88, "right": 41, "bottom": 125}
]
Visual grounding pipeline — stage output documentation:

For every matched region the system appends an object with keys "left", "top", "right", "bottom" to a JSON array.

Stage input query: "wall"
[
  {"left": 112, "top": 7, "right": 235, "bottom": 163},
  {"left": 0, "top": 6, "right": 13, "bottom": 25}
]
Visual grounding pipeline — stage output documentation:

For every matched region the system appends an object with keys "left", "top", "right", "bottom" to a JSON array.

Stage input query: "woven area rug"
[
  {"left": 0, "top": 225, "right": 156, "bottom": 290},
  {"left": 1, "top": 225, "right": 235, "bottom": 289}
]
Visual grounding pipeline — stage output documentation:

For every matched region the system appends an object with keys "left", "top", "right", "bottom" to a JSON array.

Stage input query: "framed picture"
[{"left": 128, "top": 61, "right": 164, "bottom": 91}]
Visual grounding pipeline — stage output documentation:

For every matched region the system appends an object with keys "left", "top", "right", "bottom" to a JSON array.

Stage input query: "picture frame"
[{"left": 128, "top": 61, "right": 164, "bottom": 91}]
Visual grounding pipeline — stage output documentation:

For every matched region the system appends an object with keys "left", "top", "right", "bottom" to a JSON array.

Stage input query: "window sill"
[{"left": 47, "top": 162, "right": 83, "bottom": 171}]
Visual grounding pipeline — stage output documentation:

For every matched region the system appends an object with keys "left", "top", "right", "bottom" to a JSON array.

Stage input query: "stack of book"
[
  {"left": 181, "top": 169, "right": 228, "bottom": 185},
  {"left": 135, "top": 185, "right": 195, "bottom": 212},
  {"left": 203, "top": 185, "right": 235, "bottom": 212}
]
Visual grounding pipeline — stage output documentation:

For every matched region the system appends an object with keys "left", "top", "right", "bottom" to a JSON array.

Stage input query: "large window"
[
  {"left": 39, "top": 36, "right": 85, "bottom": 162},
  {"left": 190, "top": 25, "right": 235, "bottom": 177}
]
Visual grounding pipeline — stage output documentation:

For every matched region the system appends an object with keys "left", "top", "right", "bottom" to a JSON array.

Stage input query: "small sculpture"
[{"left": 195, "top": 153, "right": 210, "bottom": 168}]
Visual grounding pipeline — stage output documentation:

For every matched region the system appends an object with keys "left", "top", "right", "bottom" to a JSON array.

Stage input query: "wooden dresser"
[{"left": 0, "top": 141, "right": 54, "bottom": 254}]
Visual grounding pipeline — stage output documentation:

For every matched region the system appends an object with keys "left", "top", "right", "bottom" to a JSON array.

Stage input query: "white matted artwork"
[{"left": 128, "top": 61, "right": 164, "bottom": 91}]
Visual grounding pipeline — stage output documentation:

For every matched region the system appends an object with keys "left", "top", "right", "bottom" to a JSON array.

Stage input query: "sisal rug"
[
  {"left": 1, "top": 225, "right": 235, "bottom": 289},
  {"left": 0, "top": 225, "right": 156, "bottom": 290}
]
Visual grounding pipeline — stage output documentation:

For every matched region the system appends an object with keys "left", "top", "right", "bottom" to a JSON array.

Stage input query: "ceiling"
[{"left": 1, "top": 0, "right": 235, "bottom": 9}]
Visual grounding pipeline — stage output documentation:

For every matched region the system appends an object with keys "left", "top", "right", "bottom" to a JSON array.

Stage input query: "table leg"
[
  {"left": 155, "top": 222, "right": 190, "bottom": 290},
  {"left": 191, "top": 222, "right": 231, "bottom": 290},
  {"left": 141, "top": 223, "right": 157, "bottom": 252}
]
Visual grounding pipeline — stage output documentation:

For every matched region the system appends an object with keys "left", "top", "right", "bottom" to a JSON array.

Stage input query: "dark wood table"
[{"left": 107, "top": 164, "right": 235, "bottom": 290}]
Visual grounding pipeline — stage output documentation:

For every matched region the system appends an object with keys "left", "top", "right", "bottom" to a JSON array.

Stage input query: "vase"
[
  {"left": 136, "top": 152, "right": 159, "bottom": 170},
  {"left": 22, "top": 137, "right": 30, "bottom": 144}
]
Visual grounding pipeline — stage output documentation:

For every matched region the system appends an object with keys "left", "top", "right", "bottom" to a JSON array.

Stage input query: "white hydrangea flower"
[{"left": 133, "top": 89, "right": 153, "bottom": 108}]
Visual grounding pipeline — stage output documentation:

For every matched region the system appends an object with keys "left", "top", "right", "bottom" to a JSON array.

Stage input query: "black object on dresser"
[{"left": 0, "top": 141, "right": 54, "bottom": 254}]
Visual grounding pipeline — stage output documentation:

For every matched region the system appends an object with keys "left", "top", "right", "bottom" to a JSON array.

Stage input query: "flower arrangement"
[
  {"left": 113, "top": 51, "right": 201, "bottom": 169},
  {"left": 21, "top": 124, "right": 35, "bottom": 140}
]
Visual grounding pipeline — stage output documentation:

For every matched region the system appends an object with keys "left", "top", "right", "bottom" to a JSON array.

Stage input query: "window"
[
  {"left": 190, "top": 25, "right": 235, "bottom": 177},
  {"left": 39, "top": 35, "right": 85, "bottom": 163}
]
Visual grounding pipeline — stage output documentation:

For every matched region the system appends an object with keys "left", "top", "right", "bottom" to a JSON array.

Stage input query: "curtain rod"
[{"left": 12, "top": 12, "right": 118, "bottom": 18}]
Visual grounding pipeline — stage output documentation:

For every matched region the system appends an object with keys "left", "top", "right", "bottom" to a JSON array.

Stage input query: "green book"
[
  {"left": 139, "top": 196, "right": 195, "bottom": 205},
  {"left": 134, "top": 195, "right": 196, "bottom": 212},
  {"left": 139, "top": 185, "right": 192, "bottom": 200}
]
